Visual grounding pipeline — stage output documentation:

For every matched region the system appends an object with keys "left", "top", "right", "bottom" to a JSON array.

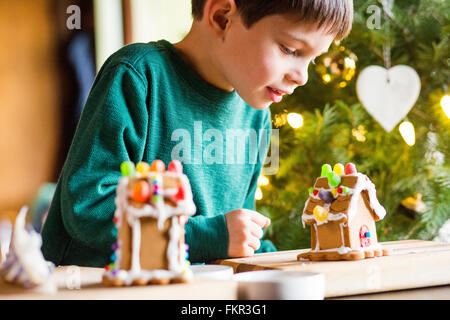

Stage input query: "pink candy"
[{"left": 345, "top": 163, "right": 357, "bottom": 175}]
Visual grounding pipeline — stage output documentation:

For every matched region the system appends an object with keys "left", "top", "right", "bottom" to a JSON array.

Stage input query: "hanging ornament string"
[{"left": 382, "top": 0, "right": 394, "bottom": 81}]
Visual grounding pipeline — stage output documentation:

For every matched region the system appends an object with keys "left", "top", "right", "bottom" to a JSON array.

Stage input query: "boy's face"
[{"left": 216, "top": 13, "right": 334, "bottom": 109}]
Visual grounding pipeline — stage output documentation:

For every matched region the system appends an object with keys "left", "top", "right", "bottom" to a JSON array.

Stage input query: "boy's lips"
[{"left": 267, "top": 87, "right": 293, "bottom": 103}]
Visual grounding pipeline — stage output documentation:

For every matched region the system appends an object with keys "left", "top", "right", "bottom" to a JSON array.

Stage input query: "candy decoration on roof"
[
  {"left": 333, "top": 163, "right": 345, "bottom": 175},
  {"left": 321, "top": 164, "right": 332, "bottom": 177},
  {"left": 331, "top": 188, "right": 338, "bottom": 196},
  {"left": 168, "top": 160, "right": 183, "bottom": 173},
  {"left": 152, "top": 173, "right": 164, "bottom": 203},
  {"left": 174, "top": 185, "right": 185, "bottom": 202},
  {"left": 344, "top": 163, "right": 357, "bottom": 175},
  {"left": 136, "top": 162, "right": 151, "bottom": 177},
  {"left": 313, "top": 206, "right": 329, "bottom": 222},
  {"left": 151, "top": 160, "right": 166, "bottom": 172},
  {"left": 131, "top": 180, "right": 151, "bottom": 203},
  {"left": 327, "top": 171, "right": 341, "bottom": 187},
  {"left": 121, "top": 161, "right": 136, "bottom": 177},
  {"left": 318, "top": 190, "right": 334, "bottom": 204}
]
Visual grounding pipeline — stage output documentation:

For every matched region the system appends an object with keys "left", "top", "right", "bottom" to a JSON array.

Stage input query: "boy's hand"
[{"left": 225, "top": 209, "right": 271, "bottom": 258}]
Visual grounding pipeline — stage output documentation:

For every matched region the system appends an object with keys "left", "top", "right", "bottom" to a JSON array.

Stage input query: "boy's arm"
[{"left": 47, "top": 61, "right": 149, "bottom": 256}]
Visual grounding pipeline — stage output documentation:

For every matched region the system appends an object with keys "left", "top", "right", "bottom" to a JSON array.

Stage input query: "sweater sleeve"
[
  {"left": 184, "top": 214, "right": 229, "bottom": 263},
  {"left": 57, "top": 61, "right": 149, "bottom": 254}
]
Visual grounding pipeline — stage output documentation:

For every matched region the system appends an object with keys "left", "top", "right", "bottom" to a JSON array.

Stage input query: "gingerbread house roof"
[
  {"left": 302, "top": 170, "right": 386, "bottom": 227},
  {"left": 115, "top": 160, "right": 196, "bottom": 230}
]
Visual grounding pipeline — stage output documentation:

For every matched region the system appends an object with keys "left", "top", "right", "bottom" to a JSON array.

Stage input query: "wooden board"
[
  {"left": 214, "top": 240, "right": 450, "bottom": 298},
  {"left": 0, "top": 267, "right": 237, "bottom": 300}
]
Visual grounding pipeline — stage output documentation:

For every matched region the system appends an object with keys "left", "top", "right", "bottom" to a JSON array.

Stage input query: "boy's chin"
[{"left": 244, "top": 97, "right": 272, "bottom": 110}]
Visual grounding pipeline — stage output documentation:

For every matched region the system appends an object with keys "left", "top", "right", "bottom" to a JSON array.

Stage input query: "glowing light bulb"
[
  {"left": 255, "top": 187, "right": 263, "bottom": 200},
  {"left": 399, "top": 121, "right": 415, "bottom": 146},
  {"left": 441, "top": 95, "right": 450, "bottom": 118},
  {"left": 339, "top": 81, "right": 347, "bottom": 88},
  {"left": 322, "top": 74, "right": 331, "bottom": 83},
  {"left": 344, "top": 57, "right": 356, "bottom": 69},
  {"left": 257, "top": 175, "right": 269, "bottom": 186},
  {"left": 287, "top": 113, "right": 304, "bottom": 129}
]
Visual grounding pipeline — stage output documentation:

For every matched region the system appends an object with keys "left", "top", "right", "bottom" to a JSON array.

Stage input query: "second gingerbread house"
[{"left": 298, "top": 163, "right": 390, "bottom": 261}]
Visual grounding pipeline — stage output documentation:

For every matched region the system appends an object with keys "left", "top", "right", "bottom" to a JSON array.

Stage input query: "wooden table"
[
  {"left": 1, "top": 240, "right": 449, "bottom": 300},
  {"left": 214, "top": 240, "right": 450, "bottom": 298},
  {"left": 0, "top": 267, "right": 238, "bottom": 300}
]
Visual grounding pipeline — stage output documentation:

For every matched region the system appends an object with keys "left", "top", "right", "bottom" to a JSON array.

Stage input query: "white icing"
[
  {"left": 310, "top": 243, "right": 382, "bottom": 254},
  {"left": 167, "top": 216, "right": 181, "bottom": 272},
  {"left": 131, "top": 218, "right": 141, "bottom": 274},
  {"left": 313, "top": 224, "right": 320, "bottom": 251},
  {"left": 103, "top": 268, "right": 193, "bottom": 286},
  {"left": 339, "top": 223, "right": 345, "bottom": 247}
]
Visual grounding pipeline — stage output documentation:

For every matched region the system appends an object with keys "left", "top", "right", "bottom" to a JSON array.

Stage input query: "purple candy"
[{"left": 318, "top": 190, "right": 334, "bottom": 204}]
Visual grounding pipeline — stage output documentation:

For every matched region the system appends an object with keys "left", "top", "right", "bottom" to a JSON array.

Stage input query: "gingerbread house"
[
  {"left": 102, "top": 159, "right": 196, "bottom": 286},
  {"left": 297, "top": 163, "right": 390, "bottom": 261}
]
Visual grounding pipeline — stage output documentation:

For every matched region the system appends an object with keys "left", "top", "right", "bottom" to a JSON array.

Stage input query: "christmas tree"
[{"left": 258, "top": 0, "right": 450, "bottom": 251}]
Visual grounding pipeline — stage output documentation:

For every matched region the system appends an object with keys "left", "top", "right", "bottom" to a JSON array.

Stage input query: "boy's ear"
[{"left": 203, "top": 0, "right": 237, "bottom": 37}]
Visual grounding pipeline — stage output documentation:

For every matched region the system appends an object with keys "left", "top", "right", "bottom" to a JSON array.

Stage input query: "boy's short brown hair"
[{"left": 192, "top": 0, "right": 353, "bottom": 41}]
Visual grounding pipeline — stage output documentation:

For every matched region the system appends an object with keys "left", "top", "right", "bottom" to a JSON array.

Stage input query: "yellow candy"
[
  {"left": 331, "top": 188, "right": 338, "bottom": 196},
  {"left": 313, "top": 205, "right": 329, "bottom": 222},
  {"left": 333, "top": 163, "right": 344, "bottom": 175},
  {"left": 136, "top": 162, "right": 150, "bottom": 177}
]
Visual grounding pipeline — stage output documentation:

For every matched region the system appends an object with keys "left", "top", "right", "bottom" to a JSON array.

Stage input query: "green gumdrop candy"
[
  {"left": 308, "top": 187, "right": 315, "bottom": 194},
  {"left": 327, "top": 171, "right": 341, "bottom": 187},
  {"left": 342, "top": 186, "right": 350, "bottom": 194},
  {"left": 321, "top": 164, "right": 332, "bottom": 177},
  {"left": 120, "top": 161, "right": 136, "bottom": 177}
]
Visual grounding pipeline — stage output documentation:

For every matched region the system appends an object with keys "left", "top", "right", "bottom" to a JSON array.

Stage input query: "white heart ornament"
[{"left": 356, "top": 65, "right": 421, "bottom": 132}]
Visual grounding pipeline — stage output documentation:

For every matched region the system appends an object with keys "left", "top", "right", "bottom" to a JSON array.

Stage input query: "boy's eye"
[
  {"left": 280, "top": 44, "right": 317, "bottom": 64},
  {"left": 280, "top": 44, "right": 297, "bottom": 56}
]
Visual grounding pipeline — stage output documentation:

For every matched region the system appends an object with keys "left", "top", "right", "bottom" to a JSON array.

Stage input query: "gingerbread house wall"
[
  {"left": 118, "top": 215, "right": 184, "bottom": 271},
  {"left": 348, "top": 194, "right": 378, "bottom": 249}
]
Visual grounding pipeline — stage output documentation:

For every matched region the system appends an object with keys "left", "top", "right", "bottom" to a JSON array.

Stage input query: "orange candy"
[
  {"left": 131, "top": 180, "right": 151, "bottom": 202},
  {"left": 150, "top": 160, "right": 166, "bottom": 172}
]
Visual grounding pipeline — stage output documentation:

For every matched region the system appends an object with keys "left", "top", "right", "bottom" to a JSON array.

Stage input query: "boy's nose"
[{"left": 286, "top": 65, "right": 309, "bottom": 87}]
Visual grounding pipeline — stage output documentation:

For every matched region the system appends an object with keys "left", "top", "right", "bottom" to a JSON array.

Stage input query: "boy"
[{"left": 42, "top": 0, "right": 353, "bottom": 267}]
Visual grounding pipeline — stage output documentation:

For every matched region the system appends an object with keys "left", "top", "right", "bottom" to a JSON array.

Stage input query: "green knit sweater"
[{"left": 41, "top": 40, "right": 276, "bottom": 267}]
